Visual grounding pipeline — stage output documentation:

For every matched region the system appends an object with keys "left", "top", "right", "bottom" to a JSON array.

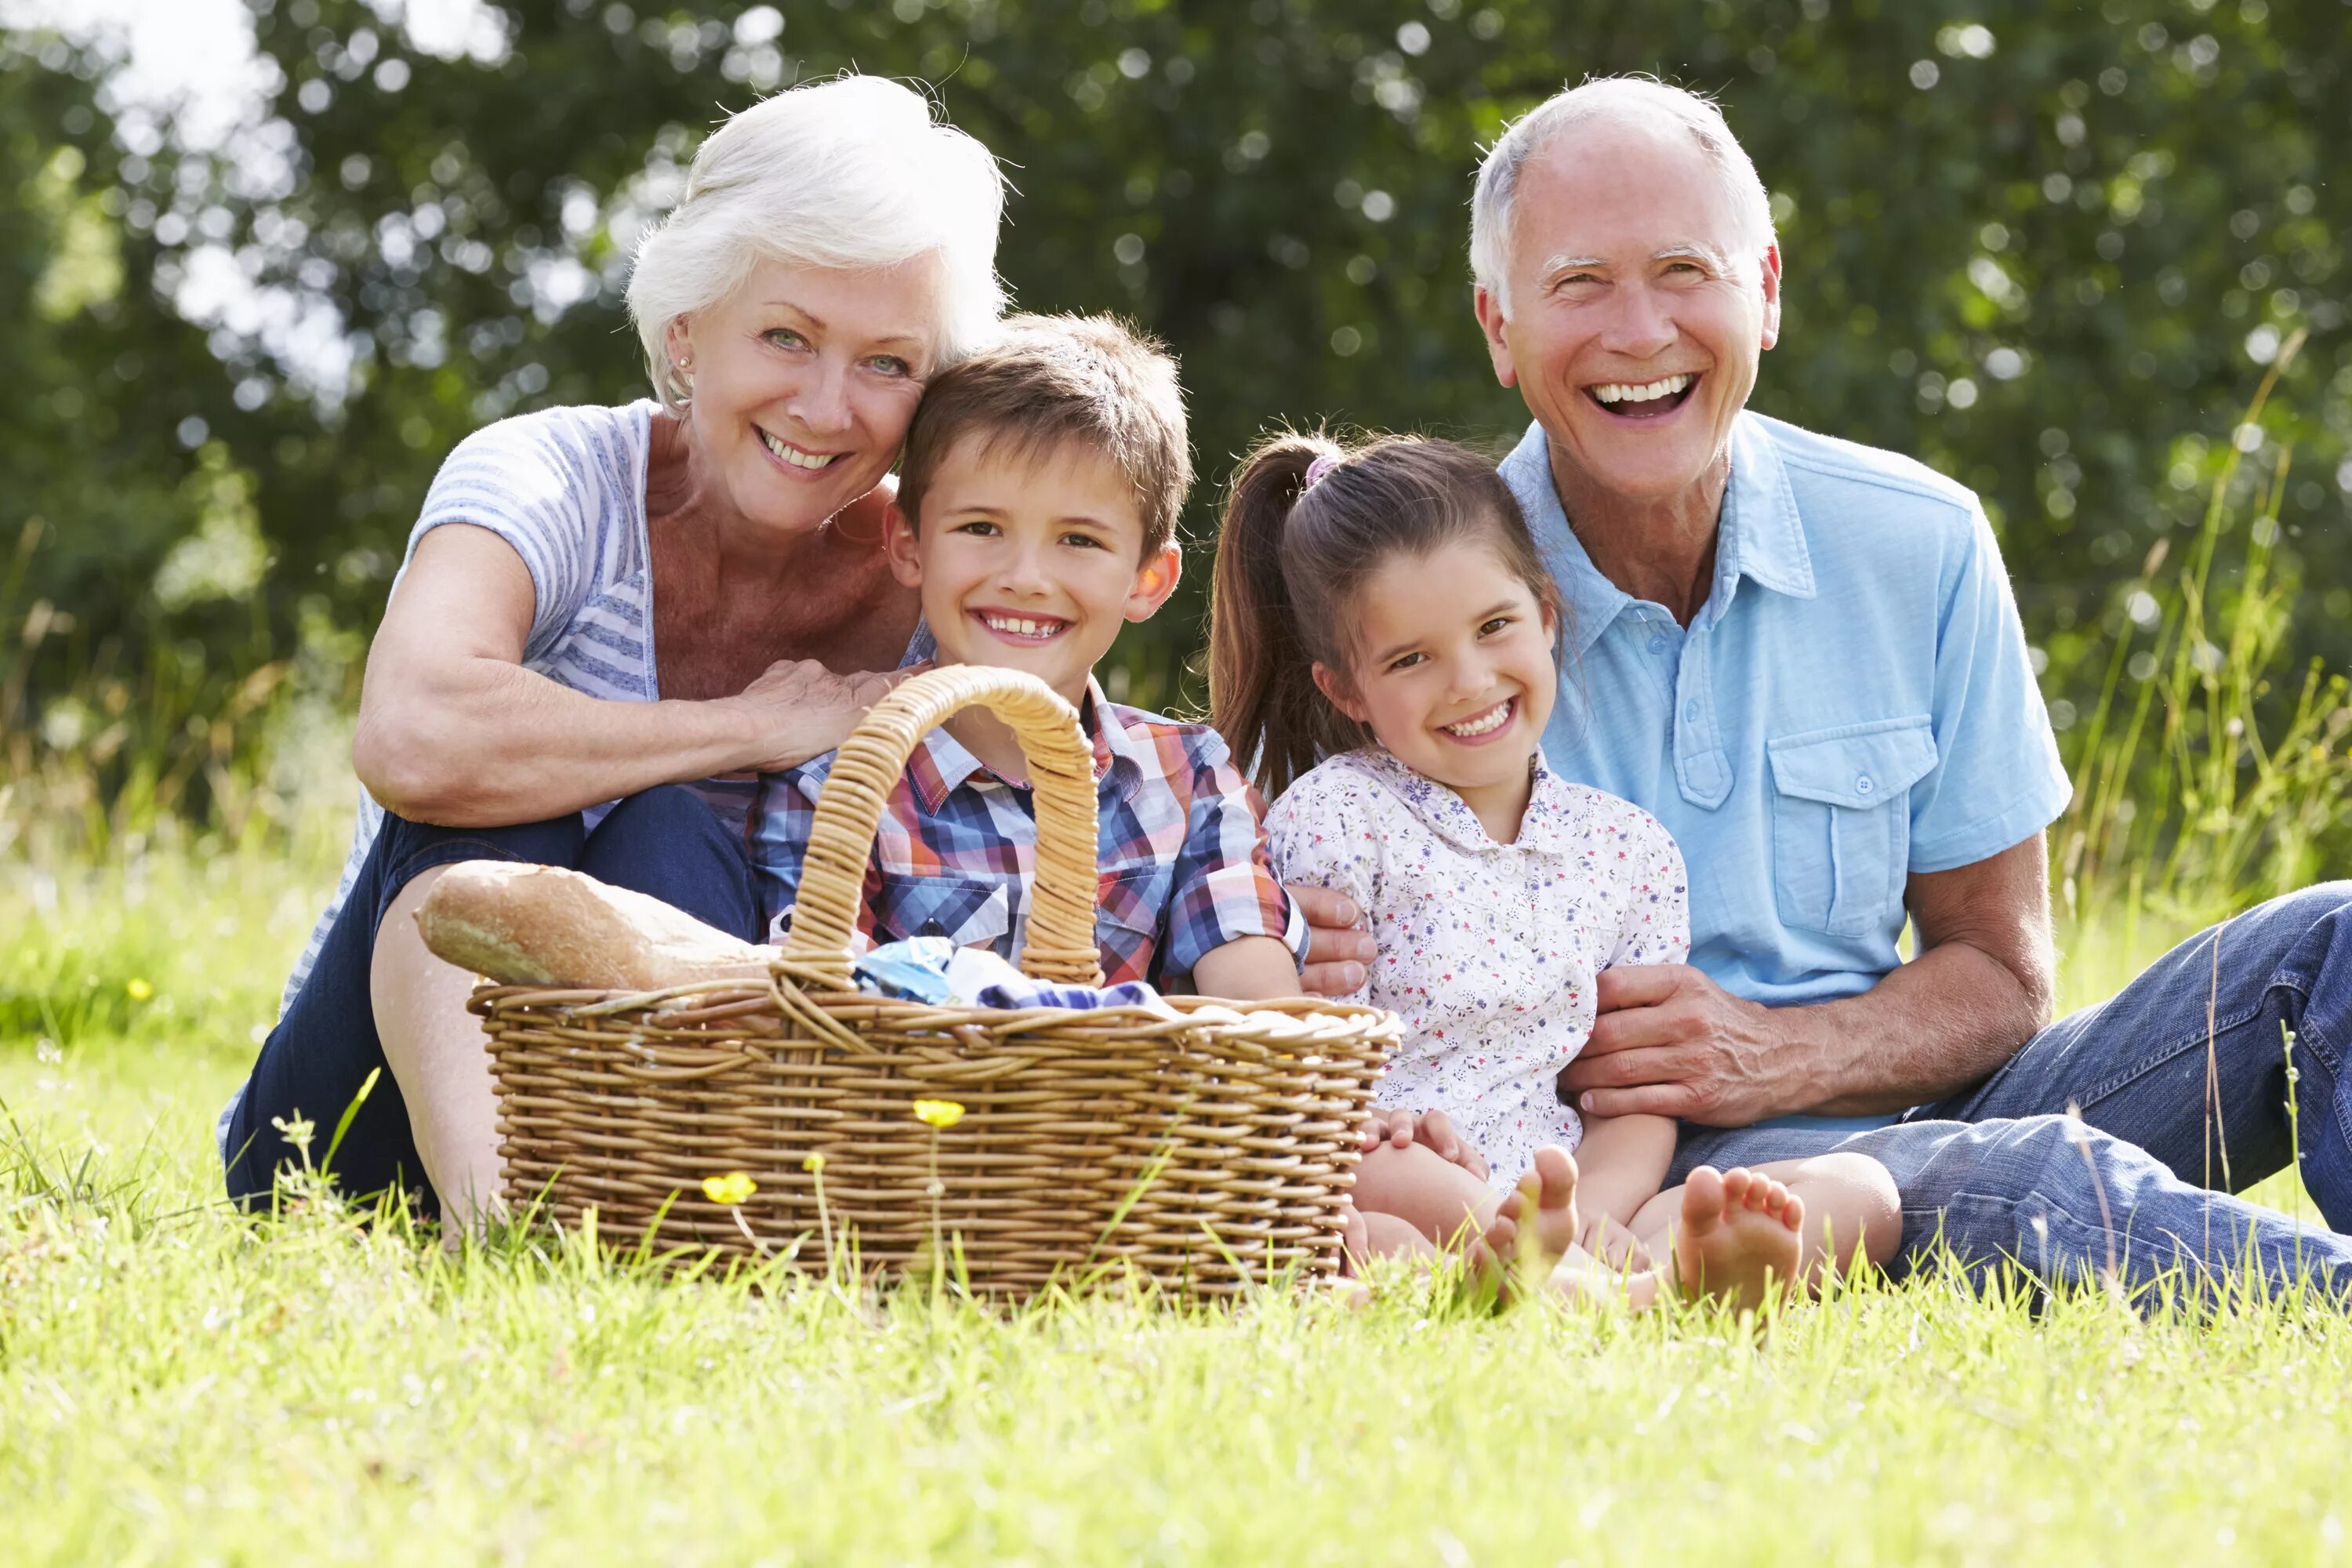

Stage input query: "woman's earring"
[{"left": 673, "top": 359, "right": 694, "bottom": 402}]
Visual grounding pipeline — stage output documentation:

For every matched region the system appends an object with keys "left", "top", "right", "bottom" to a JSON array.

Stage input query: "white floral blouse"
[{"left": 1265, "top": 747, "right": 1690, "bottom": 1189}]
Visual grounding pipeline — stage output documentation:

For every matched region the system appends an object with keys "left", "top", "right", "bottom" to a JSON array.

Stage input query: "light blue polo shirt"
[{"left": 1504, "top": 412, "right": 2071, "bottom": 1035}]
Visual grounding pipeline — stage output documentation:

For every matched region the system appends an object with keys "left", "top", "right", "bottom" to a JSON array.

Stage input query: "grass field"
[{"left": 6, "top": 829, "right": 2351, "bottom": 1566}]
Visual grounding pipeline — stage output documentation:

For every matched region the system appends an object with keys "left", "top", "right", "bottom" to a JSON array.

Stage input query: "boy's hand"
[
  {"left": 1290, "top": 884, "right": 1375, "bottom": 996},
  {"left": 1359, "top": 1109, "right": 1490, "bottom": 1183}
]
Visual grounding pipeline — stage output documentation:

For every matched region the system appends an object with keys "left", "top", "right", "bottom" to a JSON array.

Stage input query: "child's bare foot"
[
  {"left": 1671, "top": 1166, "right": 1804, "bottom": 1312},
  {"left": 1476, "top": 1145, "right": 1581, "bottom": 1298}
]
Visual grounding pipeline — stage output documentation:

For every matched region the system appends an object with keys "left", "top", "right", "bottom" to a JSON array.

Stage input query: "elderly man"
[{"left": 1428, "top": 75, "right": 2352, "bottom": 1298}]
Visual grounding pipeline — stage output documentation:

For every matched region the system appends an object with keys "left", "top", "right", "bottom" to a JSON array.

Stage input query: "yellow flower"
[
  {"left": 125, "top": 978, "right": 154, "bottom": 1001},
  {"left": 801, "top": 1152, "right": 826, "bottom": 1174},
  {"left": 701, "top": 1171, "right": 757, "bottom": 1206},
  {"left": 912, "top": 1099, "right": 967, "bottom": 1130}
]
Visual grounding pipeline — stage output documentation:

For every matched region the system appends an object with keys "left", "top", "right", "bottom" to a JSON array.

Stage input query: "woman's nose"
[{"left": 789, "top": 360, "right": 855, "bottom": 436}]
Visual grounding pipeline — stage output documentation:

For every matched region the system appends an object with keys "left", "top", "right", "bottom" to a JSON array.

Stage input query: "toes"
[
  {"left": 1534, "top": 1144, "right": 1578, "bottom": 1208},
  {"left": 1780, "top": 1190, "right": 1806, "bottom": 1234},
  {"left": 1718, "top": 1167, "right": 1751, "bottom": 1207},
  {"left": 1681, "top": 1166, "right": 1726, "bottom": 1230}
]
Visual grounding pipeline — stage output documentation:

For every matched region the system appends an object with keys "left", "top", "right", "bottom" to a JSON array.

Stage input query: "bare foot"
[
  {"left": 1478, "top": 1145, "right": 1581, "bottom": 1300},
  {"left": 1671, "top": 1166, "right": 1804, "bottom": 1312}
]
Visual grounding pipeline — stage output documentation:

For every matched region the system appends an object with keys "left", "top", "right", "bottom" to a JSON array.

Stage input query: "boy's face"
[{"left": 887, "top": 436, "right": 1181, "bottom": 707}]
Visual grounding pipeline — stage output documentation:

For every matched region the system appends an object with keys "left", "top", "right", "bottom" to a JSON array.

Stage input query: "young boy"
[{"left": 747, "top": 314, "right": 1306, "bottom": 999}]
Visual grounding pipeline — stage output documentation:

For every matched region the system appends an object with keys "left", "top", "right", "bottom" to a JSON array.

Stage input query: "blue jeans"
[
  {"left": 223, "top": 786, "right": 760, "bottom": 1214},
  {"left": 1670, "top": 883, "right": 2352, "bottom": 1305}
]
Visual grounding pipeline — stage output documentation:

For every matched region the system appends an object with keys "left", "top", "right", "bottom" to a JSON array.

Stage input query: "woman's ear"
[
  {"left": 1122, "top": 541, "right": 1183, "bottom": 623},
  {"left": 883, "top": 503, "right": 923, "bottom": 588},
  {"left": 1311, "top": 660, "right": 1370, "bottom": 725}
]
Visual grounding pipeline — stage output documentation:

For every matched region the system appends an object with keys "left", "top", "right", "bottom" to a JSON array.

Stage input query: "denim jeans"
[
  {"left": 223, "top": 785, "right": 760, "bottom": 1214},
  {"left": 1669, "top": 882, "right": 2352, "bottom": 1305}
]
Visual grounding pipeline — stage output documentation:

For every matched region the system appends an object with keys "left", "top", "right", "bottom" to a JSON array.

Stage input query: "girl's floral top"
[{"left": 1265, "top": 747, "right": 1690, "bottom": 1188}]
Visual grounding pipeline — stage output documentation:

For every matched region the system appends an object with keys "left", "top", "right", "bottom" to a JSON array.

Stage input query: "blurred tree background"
[{"left": 3, "top": 0, "right": 2348, "bottom": 844}]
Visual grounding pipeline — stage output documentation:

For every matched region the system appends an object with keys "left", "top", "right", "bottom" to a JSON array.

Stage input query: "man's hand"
[
  {"left": 1359, "top": 1108, "right": 1490, "bottom": 1184},
  {"left": 1287, "top": 884, "right": 1376, "bottom": 996},
  {"left": 734, "top": 660, "right": 916, "bottom": 773},
  {"left": 1559, "top": 964, "right": 1795, "bottom": 1126}
]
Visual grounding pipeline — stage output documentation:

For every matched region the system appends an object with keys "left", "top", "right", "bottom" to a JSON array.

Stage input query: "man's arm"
[{"left": 1559, "top": 833, "right": 2054, "bottom": 1124}]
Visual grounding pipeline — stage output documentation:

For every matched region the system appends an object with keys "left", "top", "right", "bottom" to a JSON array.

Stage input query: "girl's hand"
[
  {"left": 1578, "top": 1213, "right": 1653, "bottom": 1272},
  {"left": 732, "top": 660, "right": 918, "bottom": 773},
  {"left": 1359, "top": 1109, "right": 1490, "bottom": 1184}
]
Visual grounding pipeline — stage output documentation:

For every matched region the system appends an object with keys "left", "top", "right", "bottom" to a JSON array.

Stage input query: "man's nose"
[{"left": 1596, "top": 280, "right": 1677, "bottom": 361}]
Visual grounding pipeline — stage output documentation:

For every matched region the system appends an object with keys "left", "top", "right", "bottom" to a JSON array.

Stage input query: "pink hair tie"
[{"left": 1302, "top": 453, "right": 1341, "bottom": 492}]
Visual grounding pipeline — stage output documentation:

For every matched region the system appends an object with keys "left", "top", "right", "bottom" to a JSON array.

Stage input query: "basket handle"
[{"left": 777, "top": 666, "right": 1105, "bottom": 988}]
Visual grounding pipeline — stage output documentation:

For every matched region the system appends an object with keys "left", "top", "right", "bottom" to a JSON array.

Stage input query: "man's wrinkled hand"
[
  {"left": 1288, "top": 883, "right": 1376, "bottom": 997},
  {"left": 1558, "top": 964, "right": 1789, "bottom": 1126}
]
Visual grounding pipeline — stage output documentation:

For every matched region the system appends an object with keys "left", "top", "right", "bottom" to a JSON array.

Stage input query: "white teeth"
[
  {"left": 982, "top": 614, "right": 1064, "bottom": 638},
  {"left": 1442, "top": 701, "right": 1512, "bottom": 738},
  {"left": 760, "top": 428, "right": 836, "bottom": 469},
  {"left": 1591, "top": 373, "right": 1693, "bottom": 406}
]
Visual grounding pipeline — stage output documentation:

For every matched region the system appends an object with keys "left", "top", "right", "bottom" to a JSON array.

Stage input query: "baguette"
[{"left": 416, "top": 861, "right": 771, "bottom": 990}]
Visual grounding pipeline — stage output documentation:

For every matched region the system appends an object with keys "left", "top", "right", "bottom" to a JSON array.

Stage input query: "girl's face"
[{"left": 1312, "top": 539, "right": 1557, "bottom": 796}]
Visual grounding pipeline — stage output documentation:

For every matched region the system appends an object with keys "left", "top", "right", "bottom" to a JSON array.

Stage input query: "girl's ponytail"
[{"left": 1209, "top": 433, "right": 1367, "bottom": 799}]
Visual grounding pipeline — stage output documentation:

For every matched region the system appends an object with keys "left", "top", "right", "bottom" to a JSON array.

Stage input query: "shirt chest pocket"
[
  {"left": 871, "top": 876, "right": 1016, "bottom": 954},
  {"left": 1766, "top": 717, "right": 1937, "bottom": 938}
]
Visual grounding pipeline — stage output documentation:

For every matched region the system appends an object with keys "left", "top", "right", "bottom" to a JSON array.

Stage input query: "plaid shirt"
[{"left": 748, "top": 680, "right": 1305, "bottom": 987}]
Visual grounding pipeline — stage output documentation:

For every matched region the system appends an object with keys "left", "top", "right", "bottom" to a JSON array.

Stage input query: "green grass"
[{"left": 5, "top": 838, "right": 2350, "bottom": 1566}]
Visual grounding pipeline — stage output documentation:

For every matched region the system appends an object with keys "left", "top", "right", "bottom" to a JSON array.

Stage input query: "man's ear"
[
  {"left": 1757, "top": 242, "right": 1784, "bottom": 352},
  {"left": 1310, "top": 660, "right": 1370, "bottom": 725},
  {"left": 1473, "top": 285, "right": 1519, "bottom": 390},
  {"left": 1122, "top": 540, "right": 1183, "bottom": 623},
  {"left": 883, "top": 502, "right": 923, "bottom": 589}
]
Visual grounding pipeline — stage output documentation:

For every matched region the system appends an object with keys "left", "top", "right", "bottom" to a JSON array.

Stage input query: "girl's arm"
[
  {"left": 1570, "top": 1112, "right": 1679, "bottom": 1229},
  {"left": 1191, "top": 935, "right": 1304, "bottom": 1001}
]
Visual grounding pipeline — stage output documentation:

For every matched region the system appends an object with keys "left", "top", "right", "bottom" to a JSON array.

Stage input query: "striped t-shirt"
[{"left": 279, "top": 399, "right": 673, "bottom": 1011}]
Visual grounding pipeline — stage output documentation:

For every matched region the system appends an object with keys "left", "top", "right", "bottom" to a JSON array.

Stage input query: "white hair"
[
  {"left": 626, "top": 74, "right": 1007, "bottom": 405},
  {"left": 1469, "top": 77, "right": 1775, "bottom": 318}
]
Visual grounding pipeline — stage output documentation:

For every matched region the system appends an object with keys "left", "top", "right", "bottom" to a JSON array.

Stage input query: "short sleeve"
[
  {"left": 1906, "top": 503, "right": 2074, "bottom": 873},
  {"left": 1160, "top": 731, "right": 1307, "bottom": 978},
  {"left": 1262, "top": 764, "right": 1382, "bottom": 1006},
  {"left": 400, "top": 409, "right": 622, "bottom": 659},
  {"left": 1607, "top": 807, "right": 1692, "bottom": 967},
  {"left": 746, "top": 764, "right": 823, "bottom": 944}
]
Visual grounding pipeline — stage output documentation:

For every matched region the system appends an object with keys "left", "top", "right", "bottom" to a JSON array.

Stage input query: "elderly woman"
[{"left": 221, "top": 75, "right": 1006, "bottom": 1224}]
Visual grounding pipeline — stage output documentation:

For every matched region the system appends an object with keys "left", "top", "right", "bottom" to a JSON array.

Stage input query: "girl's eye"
[
  {"left": 1386, "top": 652, "right": 1426, "bottom": 672},
  {"left": 1479, "top": 616, "right": 1514, "bottom": 637}
]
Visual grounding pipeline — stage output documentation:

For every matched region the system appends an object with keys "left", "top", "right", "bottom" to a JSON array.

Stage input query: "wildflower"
[
  {"left": 270, "top": 1111, "right": 315, "bottom": 1157},
  {"left": 801, "top": 1152, "right": 826, "bottom": 1174},
  {"left": 125, "top": 978, "right": 154, "bottom": 1001},
  {"left": 913, "top": 1099, "right": 966, "bottom": 1129},
  {"left": 702, "top": 1171, "right": 757, "bottom": 1206}
]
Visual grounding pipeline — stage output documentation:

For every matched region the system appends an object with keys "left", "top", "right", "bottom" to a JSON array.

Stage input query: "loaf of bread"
[{"left": 416, "top": 861, "right": 772, "bottom": 990}]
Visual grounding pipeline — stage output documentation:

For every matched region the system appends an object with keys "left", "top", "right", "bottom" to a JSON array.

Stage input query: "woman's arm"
[{"left": 352, "top": 524, "right": 895, "bottom": 826}]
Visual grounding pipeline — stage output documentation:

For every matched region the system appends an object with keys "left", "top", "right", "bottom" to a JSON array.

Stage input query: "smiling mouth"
[
  {"left": 973, "top": 610, "right": 1071, "bottom": 644},
  {"left": 1585, "top": 373, "right": 1697, "bottom": 420},
  {"left": 757, "top": 426, "right": 844, "bottom": 471},
  {"left": 1438, "top": 698, "right": 1515, "bottom": 741}
]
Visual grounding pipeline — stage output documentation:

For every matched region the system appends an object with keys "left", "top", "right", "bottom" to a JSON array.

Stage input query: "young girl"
[{"left": 1212, "top": 434, "right": 1902, "bottom": 1308}]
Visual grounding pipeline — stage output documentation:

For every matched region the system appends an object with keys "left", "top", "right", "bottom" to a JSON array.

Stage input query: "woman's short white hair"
[
  {"left": 626, "top": 74, "right": 1007, "bottom": 405},
  {"left": 1469, "top": 77, "right": 1775, "bottom": 318}
]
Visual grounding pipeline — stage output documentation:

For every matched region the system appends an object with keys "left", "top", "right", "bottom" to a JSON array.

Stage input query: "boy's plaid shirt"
[{"left": 747, "top": 679, "right": 1306, "bottom": 987}]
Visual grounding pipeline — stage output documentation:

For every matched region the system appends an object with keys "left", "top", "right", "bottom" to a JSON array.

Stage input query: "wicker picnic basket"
[{"left": 470, "top": 666, "right": 1400, "bottom": 1296}]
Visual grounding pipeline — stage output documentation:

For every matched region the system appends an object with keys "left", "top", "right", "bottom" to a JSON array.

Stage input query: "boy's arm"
[{"left": 1191, "top": 936, "right": 1303, "bottom": 1002}]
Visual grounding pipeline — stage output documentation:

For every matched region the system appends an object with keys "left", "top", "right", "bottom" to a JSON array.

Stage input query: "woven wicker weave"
[{"left": 472, "top": 666, "right": 1399, "bottom": 1296}]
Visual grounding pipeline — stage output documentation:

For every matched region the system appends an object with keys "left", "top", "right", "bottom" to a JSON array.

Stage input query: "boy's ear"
[
  {"left": 1121, "top": 540, "right": 1183, "bottom": 623},
  {"left": 882, "top": 502, "right": 922, "bottom": 588},
  {"left": 1310, "top": 661, "right": 1370, "bottom": 725}
]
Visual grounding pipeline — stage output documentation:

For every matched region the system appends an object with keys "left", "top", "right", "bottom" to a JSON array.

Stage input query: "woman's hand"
[
  {"left": 1288, "top": 884, "right": 1376, "bottom": 996},
  {"left": 1359, "top": 1108, "right": 1490, "bottom": 1184},
  {"left": 732, "top": 659, "right": 917, "bottom": 773}
]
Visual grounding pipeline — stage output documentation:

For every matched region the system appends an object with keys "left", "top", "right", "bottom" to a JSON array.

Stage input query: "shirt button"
[
  {"left": 1856, "top": 774, "right": 1875, "bottom": 795},
  {"left": 1681, "top": 699, "right": 1700, "bottom": 724},
  {"left": 1648, "top": 636, "right": 1669, "bottom": 655}
]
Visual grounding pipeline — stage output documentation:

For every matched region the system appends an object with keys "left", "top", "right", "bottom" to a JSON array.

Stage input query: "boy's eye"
[
  {"left": 1060, "top": 531, "right": 1107, "bottom": 550},
  {"left": 951, "top": 520, "right": 1000, "bottom": 537}
]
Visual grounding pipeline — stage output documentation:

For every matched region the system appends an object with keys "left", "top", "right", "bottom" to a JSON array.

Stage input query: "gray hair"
[
  {"left": 1469, "top": 77, "right": 1775, "bottom": 318},
  {"left": 626, "top": 74, "right": 1007, "bottom": 405}
]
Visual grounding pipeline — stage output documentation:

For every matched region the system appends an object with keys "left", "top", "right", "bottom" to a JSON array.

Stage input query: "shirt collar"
[
  {"left": 1498, "top": 411, "right": 1817, "bottom": 659},
  {"left": 821, "top": 674, "right": 1137, "bottom": 815},
  {"left": 1353, "top": 746, "right": 1578, "bottom": 858}
]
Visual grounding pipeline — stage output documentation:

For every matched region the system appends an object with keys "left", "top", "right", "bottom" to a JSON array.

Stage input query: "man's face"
[{"left": 1475, "top": 121, "right": 1781, "bottom": 508}]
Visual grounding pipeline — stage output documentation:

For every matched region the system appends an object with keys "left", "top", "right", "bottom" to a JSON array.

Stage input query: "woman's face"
[{"left": 670, "top": 256, "right": 946, "bottom": 532}]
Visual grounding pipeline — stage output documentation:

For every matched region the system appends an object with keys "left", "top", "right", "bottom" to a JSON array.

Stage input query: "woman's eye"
[
  {"left": 764, "top": 328, "right": 807, "bottom": 350},
  {"left": 866, "top": 354, "right": 913, "bottom": 377}
]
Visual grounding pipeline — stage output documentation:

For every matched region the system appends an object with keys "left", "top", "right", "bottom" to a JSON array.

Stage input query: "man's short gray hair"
[
  {"left": 626, "top": 74, "right": 1007, "bottom": 405},
  {"left": 1469, "top": 77, "right": 1775, "bottom": 318}
]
